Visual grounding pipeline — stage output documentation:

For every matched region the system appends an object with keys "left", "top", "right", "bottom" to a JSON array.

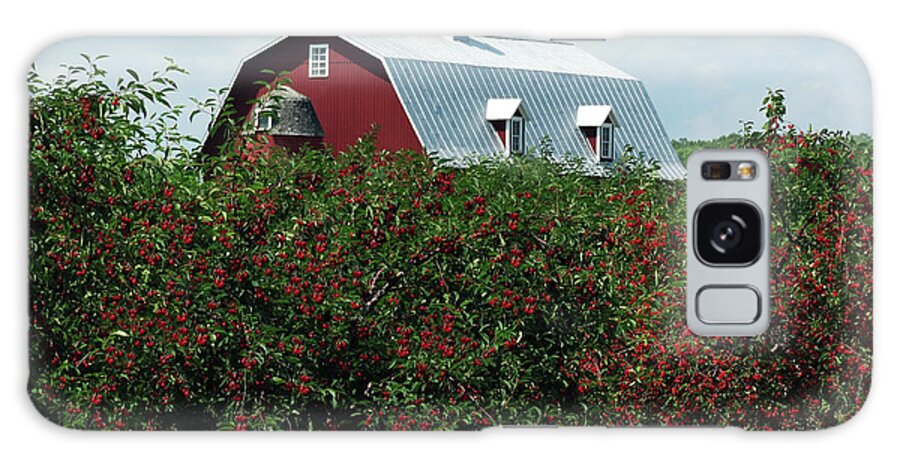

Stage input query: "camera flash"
[{"left": 737, "top": 162, "right": 756, "bottom": 180}]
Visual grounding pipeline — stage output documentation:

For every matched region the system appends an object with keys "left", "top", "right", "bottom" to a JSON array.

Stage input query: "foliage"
[
  {"left": 29, "top": 62, "right": 871, "bottom": 430},
  {"left": 672, "top": 133, "right": 744, "bottom": 165}
]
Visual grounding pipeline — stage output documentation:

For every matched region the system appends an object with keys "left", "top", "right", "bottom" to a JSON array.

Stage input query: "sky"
[
  {"left": 579, "top": 37, "right": 872, "bottom": 139},
  {"left": 32, "top": 36, "right": 872, "bottom": 142}
]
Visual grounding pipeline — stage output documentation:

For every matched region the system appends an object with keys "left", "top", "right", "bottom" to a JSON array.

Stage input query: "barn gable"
[{"left": 202, "top": 37, "right": 421, "bottom": 155}]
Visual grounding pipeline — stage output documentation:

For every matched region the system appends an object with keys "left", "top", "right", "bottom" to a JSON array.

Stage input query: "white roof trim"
[
  {"left": 485, "top": 98, "right": 523, "bottom": 120},
  {"left": 577, "top": 105, "right": 617, "bottom": 127},
  {"left": 342, "top": 36, "right": 636, "bottom": 80}
]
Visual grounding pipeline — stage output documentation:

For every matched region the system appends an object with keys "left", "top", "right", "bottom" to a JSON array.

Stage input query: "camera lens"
[
  {"left": 701, "top": 162, "right": 732, "bottom": 180},
  {"left": 695, "top": 202, "right": 762, "bottom": 265},
  {"left": 710, "top": 218, "right": 743, "bottom": 251}
]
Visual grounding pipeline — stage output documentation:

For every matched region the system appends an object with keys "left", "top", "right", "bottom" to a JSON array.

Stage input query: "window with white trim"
[
  {"left": 576, "top": 105, "right": 616, "bottom": 162},
  {"left": 255, "top": 104, "right": 277, "bottom": 131},
  {"left": 308, "top": 44, "right": 329, "bottom": 78},
  {"left": 485, "top": 98, "right": 526, "bottom": 155},
  {"left": 598, "top": 122, "right": 614, "bottom": 161},
  {"left": 508, "top": 116, "right": 524, "bottom": 155}
]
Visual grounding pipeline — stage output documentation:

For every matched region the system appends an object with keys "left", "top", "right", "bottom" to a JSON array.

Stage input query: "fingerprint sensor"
[{"left": 696, "top": 286, "right": 761, "bottom": 324}]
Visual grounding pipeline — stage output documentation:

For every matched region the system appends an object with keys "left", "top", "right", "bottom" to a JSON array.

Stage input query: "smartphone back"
[{"left": 28, "top": 36, "right": 872, "bottom": 430}]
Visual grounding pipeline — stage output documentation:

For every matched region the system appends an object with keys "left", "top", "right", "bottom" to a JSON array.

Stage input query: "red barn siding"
[
  {"left": 288, "top": 40, "right": 420, "bottom": 152},
  {"left": 209, "top": 37, "right": 421, "bottom": 155},
  {"left": 580, "top": 127, "right": 597, "bottom": 152},
  {"left": 490, "top": 120, "right": 506, "bottom": 148}
]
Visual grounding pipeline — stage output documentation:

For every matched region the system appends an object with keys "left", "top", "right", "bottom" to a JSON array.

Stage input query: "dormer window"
[
  {"left": 251, "top": 87, "right": 325, "bottom": 139},
  {"left": 577, "top": 105, "right": 617, "bottom": 162},
  {"left": 309, "top": 44, "right": 329, "bottom": 78},
  {"left": 486, "top": 98, "right": 526, "bottom": 155}
]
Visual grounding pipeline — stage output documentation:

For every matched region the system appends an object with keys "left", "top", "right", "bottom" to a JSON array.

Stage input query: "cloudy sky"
[
  {"left": 32, "top": 36, "right": 872, "bottom": 141},
  {"left": 579, "top": 37, "right": 872, "bottom": 139}
]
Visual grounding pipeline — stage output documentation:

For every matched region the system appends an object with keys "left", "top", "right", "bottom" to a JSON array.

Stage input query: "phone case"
[{"left": 28, "top": 36, "right": 872, "bottom": 430}]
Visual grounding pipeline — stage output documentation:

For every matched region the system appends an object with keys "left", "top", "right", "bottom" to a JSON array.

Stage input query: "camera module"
[{"left": 695, "top": 202, "right": 762, "bottom": 265}]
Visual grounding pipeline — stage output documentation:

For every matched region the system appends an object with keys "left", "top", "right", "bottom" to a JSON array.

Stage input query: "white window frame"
[
  {"left": 507, "top": 116, "right": 524, "bottom": 155},
  {"left": 597, "top": 122, "right": 614, "bottom": 161},
  {"left": 255, "top": 105, "right": 275, "bottom": 131},
  {"left": 308, "top": 44, "right": 329, "bottom": 78}
]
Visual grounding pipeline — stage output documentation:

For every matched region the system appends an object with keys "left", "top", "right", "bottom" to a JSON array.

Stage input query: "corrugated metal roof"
[
  {"left": 381, "top": 58, "right": 686, "bottom": 180},
  {"left": 342, "top": 36, "right": 636, "bottom": 80}
]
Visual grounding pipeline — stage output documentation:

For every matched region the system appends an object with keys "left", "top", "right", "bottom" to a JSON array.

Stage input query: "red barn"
[{"left": 203, "top": 36, "right": 685, "bottom": 179}]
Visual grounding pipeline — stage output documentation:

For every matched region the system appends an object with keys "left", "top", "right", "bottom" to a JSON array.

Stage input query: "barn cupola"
[
  {"left": 254, "top": 87, "right": 325, "bottom": 139},
  {"left": 485, "top": 98, "right": 526, "bottom": 155},
  {"left": 577, "top": 105, "right": 617, "bottom": 162}
]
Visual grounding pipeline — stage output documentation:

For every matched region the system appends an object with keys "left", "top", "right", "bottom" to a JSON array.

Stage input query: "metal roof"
[
  {"left": 379, "top": 58, "right": 686, "bottom": 180},
  {"left": 342, "top": 36, "right": 637, "bottom": 80}
]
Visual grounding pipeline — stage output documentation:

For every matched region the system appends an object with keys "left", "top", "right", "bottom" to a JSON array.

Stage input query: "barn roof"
[
  {"left": 342, "top": 36, "right": 636, "bottom": 80},
  {"left": 341, "top": 36, "right": 685, "bottom": 179}
]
